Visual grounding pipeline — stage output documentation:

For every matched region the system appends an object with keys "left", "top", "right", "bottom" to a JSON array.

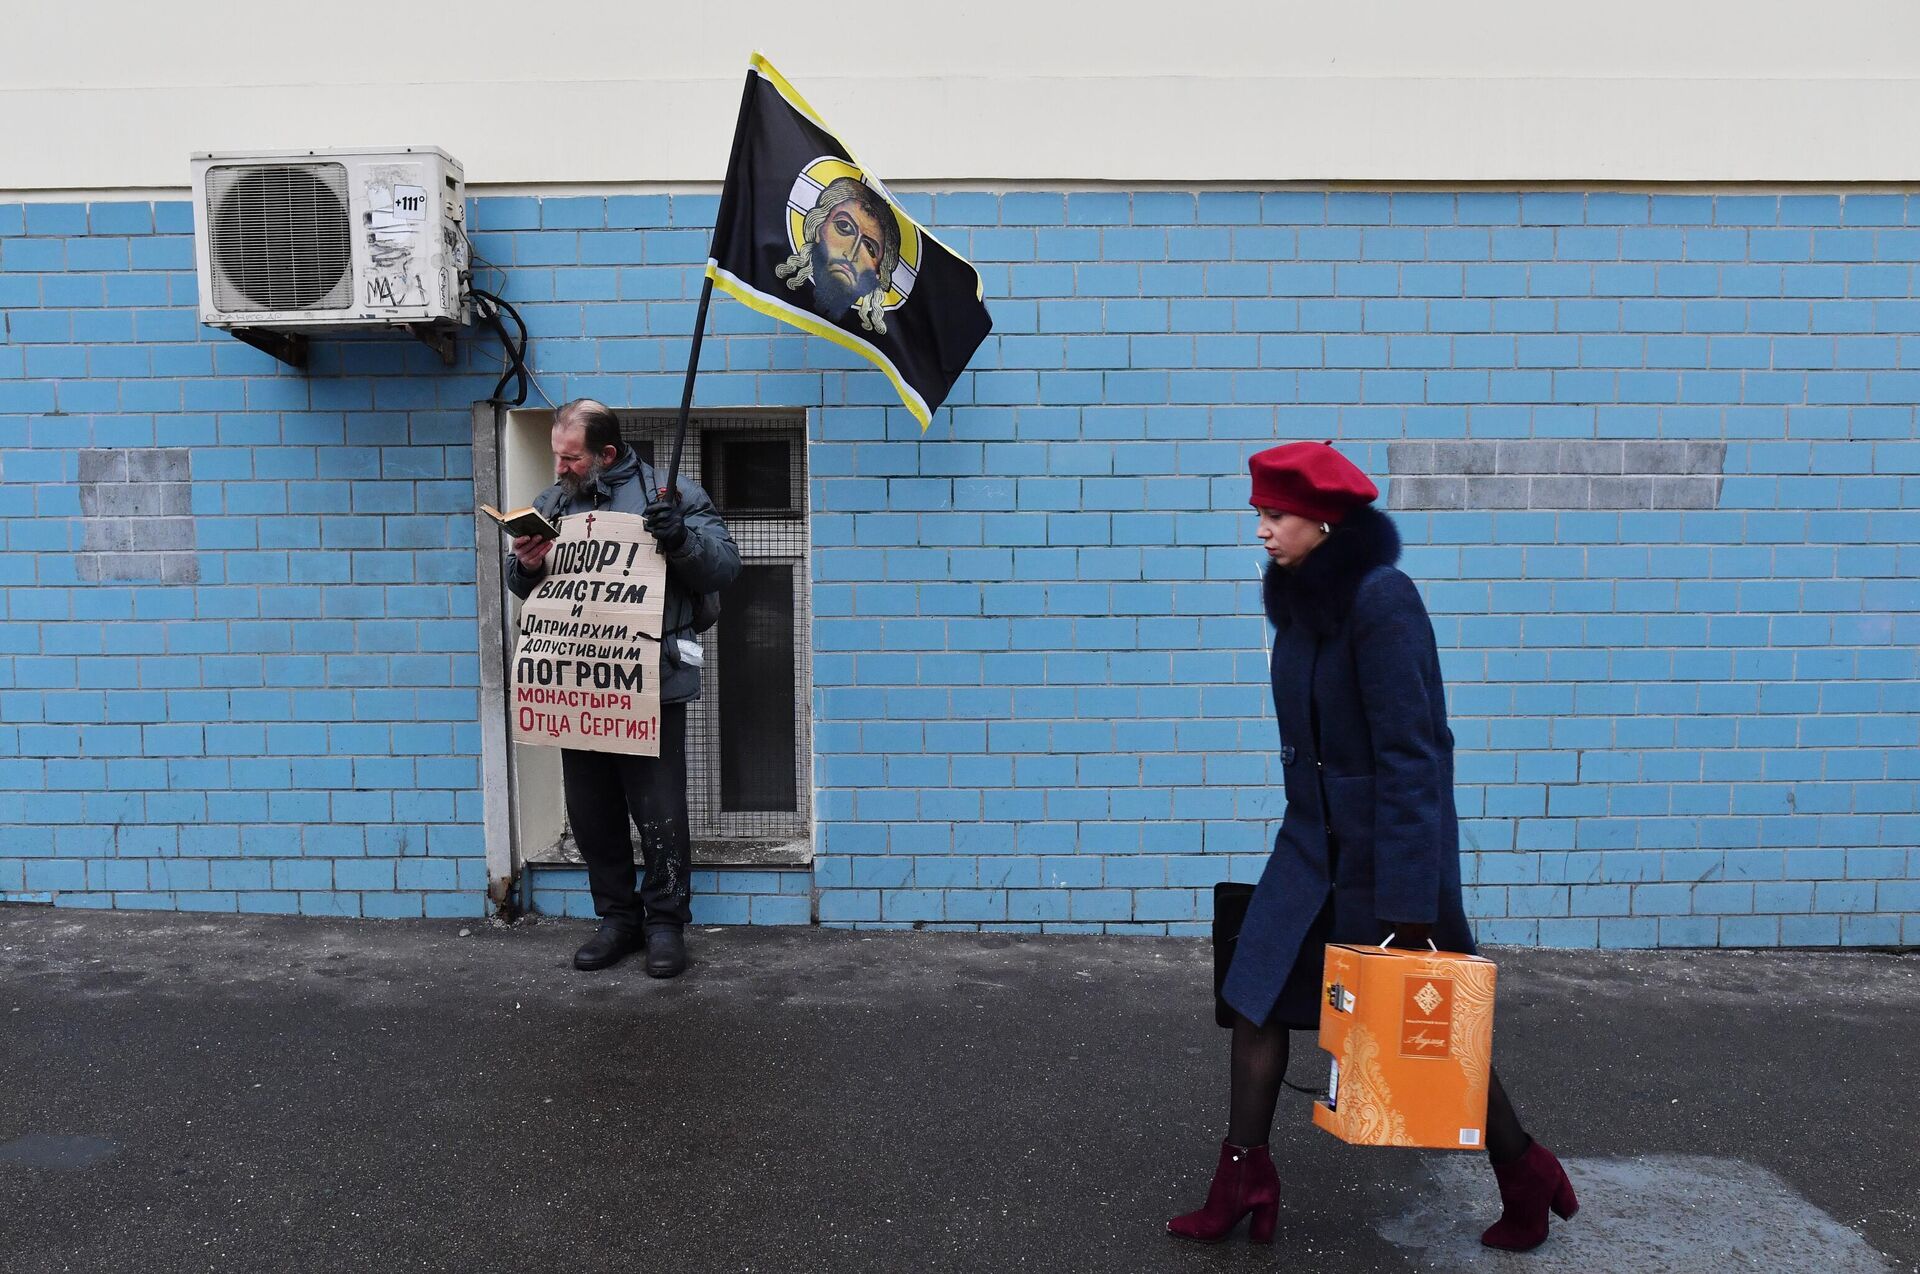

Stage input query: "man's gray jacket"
[{"left": 505, "top": 446, "right": 741, "bottom": 704}]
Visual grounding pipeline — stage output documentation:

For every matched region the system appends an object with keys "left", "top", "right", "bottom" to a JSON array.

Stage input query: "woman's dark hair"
[{"left": 553, "top": 398, "right": 623, "bottom": 457}]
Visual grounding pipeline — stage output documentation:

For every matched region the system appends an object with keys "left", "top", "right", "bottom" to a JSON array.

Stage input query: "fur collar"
[{"left": 1262, "top": 504, "right": 1403, "bottom": 635}]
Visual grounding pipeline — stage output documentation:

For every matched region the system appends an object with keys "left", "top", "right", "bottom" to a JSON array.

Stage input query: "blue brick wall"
[
  {"left": 0, "top": 199, "right": 492, "bottom": 920},
  {"left": 2, "top": 190, "right": 1916, "bottom": 947}
]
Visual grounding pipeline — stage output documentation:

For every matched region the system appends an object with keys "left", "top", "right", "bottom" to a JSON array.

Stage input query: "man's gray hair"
[{"left": 553, "top": 398, "right": 622, "bottom": 456}]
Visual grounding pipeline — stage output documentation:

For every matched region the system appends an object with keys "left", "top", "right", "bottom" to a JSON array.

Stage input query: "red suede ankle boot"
[
  {"left": 1480, "top": 1140, "right": 1579, "bottom": 1251},
  {"left": 1166, "top": 1139, "right": 1280, "bottom": 1244}
]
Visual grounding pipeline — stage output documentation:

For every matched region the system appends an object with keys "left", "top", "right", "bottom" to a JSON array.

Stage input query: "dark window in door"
[
  {"left": 613, "top": 410, "right": 812, "bottom": 859},
  {"left": 718, "top": 565, "right": 798, "bottom": 811}
]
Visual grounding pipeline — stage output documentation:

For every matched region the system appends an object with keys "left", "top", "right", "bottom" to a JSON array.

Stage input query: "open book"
[{"left": 479, "top": 503, "right": 561, "bottom": 540}]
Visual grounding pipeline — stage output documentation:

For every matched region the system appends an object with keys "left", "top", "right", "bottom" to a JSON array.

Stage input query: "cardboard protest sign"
[{"left": 509, "top": 510, "right": 667, "bottom": 757}]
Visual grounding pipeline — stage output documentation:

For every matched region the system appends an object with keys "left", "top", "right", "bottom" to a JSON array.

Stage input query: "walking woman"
[{"left": 1167, "top": 442, "right": 1578, "bottom": 1251}]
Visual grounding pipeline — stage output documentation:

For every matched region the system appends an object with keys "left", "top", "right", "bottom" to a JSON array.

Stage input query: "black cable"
[
  {"left": 494, "top": 294, "right": 530, "bottom": 405},
  {"left": 459, "top": 221, "right": 546, "bottom": 406},
  {"left": 475, "top": 297, "right": 523, "bottom": 405},
  {"left": 500, "top": 297, "right": 532, "bottom": 404},
  {"left": 467, "top": 291, "right": 554, "bottom": 408},
  {"left": 469, "top": 286, "right": 530, "bottom": 406}
]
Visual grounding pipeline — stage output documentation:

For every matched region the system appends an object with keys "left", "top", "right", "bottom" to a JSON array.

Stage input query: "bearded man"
[
  {"left": 775, "top": 176, "right": 902, "bottom": 334},
  {"left": 506, "top": 398, "right": 740, "bottom": 977}
]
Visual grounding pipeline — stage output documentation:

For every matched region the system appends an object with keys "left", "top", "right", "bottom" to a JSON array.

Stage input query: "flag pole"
[
  {"left": 664, "top": 62, "right": 759, "bottom": 502},
  {"left": 664, "top": 275, "right": 713, "bottom": 502}
]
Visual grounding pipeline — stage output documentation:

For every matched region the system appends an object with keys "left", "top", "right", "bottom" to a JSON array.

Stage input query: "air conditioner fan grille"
[{"left": 206, "top": 163, "right": 353, "bottom": 313}]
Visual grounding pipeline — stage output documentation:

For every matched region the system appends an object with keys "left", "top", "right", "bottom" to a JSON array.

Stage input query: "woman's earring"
[{"left": 1319, "top": 522, "right": 1332, "bottom": 535}]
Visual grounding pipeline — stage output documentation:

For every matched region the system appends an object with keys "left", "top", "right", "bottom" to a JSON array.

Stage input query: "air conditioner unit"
[{"left": 191, "top": 146, "right": 470, "bottom": 365}]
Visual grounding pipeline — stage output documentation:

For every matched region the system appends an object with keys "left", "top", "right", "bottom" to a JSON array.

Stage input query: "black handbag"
[
  {"left": 1211, "top": 880, "right": 1257, "bottom": 1028},
  {"left": 1211, "top": 640, "right": 1343, "bottom": 1028}
]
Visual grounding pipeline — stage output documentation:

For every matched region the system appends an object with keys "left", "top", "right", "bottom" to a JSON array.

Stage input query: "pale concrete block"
[
  {"left": 1390, "top": 475, "right": 1466, "bottom": 510},
  {"left": 1387, "top": 441, "right": 1437, "bottom": 474},
  {"left": 1528, "top": 475, "right": 1592, "bottom": 508},
  {"left": 91, "top": 483, "right": 190, "bottom": 518},
  {"left": 1623, "top": 442, "right": 1695, "bottom": 474},
  {"left": 159, "top": 553, "right": 200, "bottom": 583},
  {"left": 1590, "top": 476, "right": 1655, "bottom": 507},
  {"left": 78, "top": 450, "right": 127, "bottom": 484},
  {"left": 1562, "top": 441, "right": 1626, "bottom": 474},
  {"left": 81, "top": 518, "right": 133, "bottom": 552},
  {"left": 1496, "top": 440, "right": 1564, "bottom": 473},
  {"left": 145, "top": 518, "right": 196, "bottom": 550},
  {"left": 1652, "top": 476, "right": 1721, "bottom": 509},
  {"left": 1687, "top": 442, "right": 1729, "bottom": 473},
  {"left": 126, "top": 448, "right": 192, "bottom": 483},
  {"left": 1433, "top": 441, "right": 1498, "bottom": 474},
  {"left": 1466, "top": 475, "right": 1531, "bottom": 508}
]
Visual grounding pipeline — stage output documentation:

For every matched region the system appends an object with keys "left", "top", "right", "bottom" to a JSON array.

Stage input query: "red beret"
[{"left": 1248, "top": 441, "right": 1378, "bottom": 524}]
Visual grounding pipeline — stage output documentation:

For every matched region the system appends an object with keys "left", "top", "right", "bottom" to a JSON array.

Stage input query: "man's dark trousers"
[{"left": 560, "top": 703, "right": 692, "bottom": 934}]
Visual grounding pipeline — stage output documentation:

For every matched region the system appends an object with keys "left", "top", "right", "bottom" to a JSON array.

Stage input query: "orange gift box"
[{"left": 1310, "top": 942, "right": 1498, "bottom": 1151}]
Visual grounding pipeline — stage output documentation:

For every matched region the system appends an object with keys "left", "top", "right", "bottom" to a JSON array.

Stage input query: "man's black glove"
[{"left": 644, "top": 494, "right": 688, "bottom": 554}]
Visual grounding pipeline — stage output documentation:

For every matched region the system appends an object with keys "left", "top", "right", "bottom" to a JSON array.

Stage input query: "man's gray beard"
[
  {"left": 557, "top": 459, "right": 608, "bottom": 500},
  {"left": 809, "top": 237, "right": 879, "bottom": 320}
]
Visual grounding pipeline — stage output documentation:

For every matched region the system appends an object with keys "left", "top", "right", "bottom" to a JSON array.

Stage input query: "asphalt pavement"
[{"left": 1, "top": 907, "right": 1914, "bottom": 1273}]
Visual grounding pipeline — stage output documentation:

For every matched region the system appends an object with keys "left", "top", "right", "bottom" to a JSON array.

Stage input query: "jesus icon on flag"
[{"left": 775, "top": 174, "right": 904, "bottom": 335}]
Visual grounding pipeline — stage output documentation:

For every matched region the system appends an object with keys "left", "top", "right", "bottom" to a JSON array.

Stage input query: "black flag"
[{"left": 706, "top": 54, "right": 993, "bottom": 428}]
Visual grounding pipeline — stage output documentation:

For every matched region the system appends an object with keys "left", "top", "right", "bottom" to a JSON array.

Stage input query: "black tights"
[
  {"left": 1227, "top": 1013, "right": 1530, "bottom": 1164},
  {"left": 1226, "top": 1013, "right": 1294, "bottom": 1148}
]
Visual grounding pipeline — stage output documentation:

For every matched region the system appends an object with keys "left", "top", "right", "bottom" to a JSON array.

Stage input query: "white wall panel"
[{"left": 6, "top": 0, "right": 1918, "bottom": 191}]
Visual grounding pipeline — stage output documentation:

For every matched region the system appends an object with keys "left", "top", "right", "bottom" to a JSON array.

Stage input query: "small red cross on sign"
[{"left": 582, "top": 512, "right": 595, "bottom": 537}]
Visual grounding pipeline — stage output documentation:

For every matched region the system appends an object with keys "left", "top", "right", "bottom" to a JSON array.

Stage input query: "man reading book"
[{"left": 507, "top": 398, "right": 741, "bottom": 977}]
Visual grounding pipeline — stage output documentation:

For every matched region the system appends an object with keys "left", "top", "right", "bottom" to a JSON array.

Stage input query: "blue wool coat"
[{"left": 1220, "top": 505, "right": 1476, "bottom": 1028}]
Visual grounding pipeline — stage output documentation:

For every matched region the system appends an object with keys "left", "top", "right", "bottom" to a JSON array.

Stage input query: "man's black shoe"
[
  {"left": 573, "top": 924, "right": 641, "bottom": 971},
  {"left": 644, "top": 928, "right": 687, "bottom": 979}
]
